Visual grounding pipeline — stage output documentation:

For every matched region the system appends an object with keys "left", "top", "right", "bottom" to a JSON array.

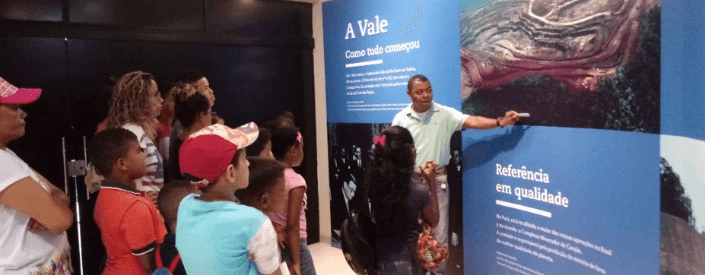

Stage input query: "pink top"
[{"left": 268, "top": 168, "right": 307, "bottom": 238}]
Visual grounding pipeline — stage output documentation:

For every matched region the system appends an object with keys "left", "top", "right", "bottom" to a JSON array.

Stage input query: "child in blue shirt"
[{"left": 176, "top": 123, "right": 282, "bottom": 275}]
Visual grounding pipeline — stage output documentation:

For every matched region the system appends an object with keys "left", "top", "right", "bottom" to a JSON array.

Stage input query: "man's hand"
[{"left": 500, "top": 110, "right": 520, "bottom": 127}]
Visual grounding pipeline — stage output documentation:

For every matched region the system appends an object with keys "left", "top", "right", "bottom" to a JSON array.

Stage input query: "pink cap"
[
  {"left": 179, "top": 123, "right": 259, "bottom": 186},
  {"left": 0, "top": 77, "right": 41, "bottom": 104}
]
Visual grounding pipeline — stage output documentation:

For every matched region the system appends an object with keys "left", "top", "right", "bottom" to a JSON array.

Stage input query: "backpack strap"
[
  {"left": 155, "top": 245, "right": 164, "bottom": 269},
  {"left": 168, "top": 254, "right": 181, "bottom": 273}
]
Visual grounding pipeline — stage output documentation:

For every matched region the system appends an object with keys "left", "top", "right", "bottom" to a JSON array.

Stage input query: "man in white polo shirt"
[{"left": 392, "top": 74, "right": 519, "bottom": 274}]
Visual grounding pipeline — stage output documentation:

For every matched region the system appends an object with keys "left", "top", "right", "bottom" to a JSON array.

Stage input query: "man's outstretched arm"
[{"left": 462, "top": 110, "right": 519, "bottom": 130}]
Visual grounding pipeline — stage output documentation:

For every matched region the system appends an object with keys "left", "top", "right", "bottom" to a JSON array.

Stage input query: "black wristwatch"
[{"left": 496, "top": 117, "right": 502, "bottom": 127}]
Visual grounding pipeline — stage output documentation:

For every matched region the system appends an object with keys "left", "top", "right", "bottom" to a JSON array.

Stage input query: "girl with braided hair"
[
  {"left": 106, "top": 71, "right": 164, "bottom": 203},
  {"left": 364, "top": 126, "right": 439, "bottom": 275}
]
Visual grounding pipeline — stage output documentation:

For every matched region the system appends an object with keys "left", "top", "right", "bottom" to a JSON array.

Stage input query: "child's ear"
[
  {"left": 286, "top": 145, "right": 297, "bottom": 159},
  {"left": 201, "top": 112, "right": 211, "bottom": 125},
  {"left": 224, "top": 164, "right": 237, "bottom": 183},
  {"left": 116, "top": 158, "right": 128, "bottom": 173},
  {"left": 260, "top": 193, "right": 270, "bottom": 210}
]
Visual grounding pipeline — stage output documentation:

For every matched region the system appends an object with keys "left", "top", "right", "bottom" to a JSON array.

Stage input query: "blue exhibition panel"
[
  {"left": 462, "top": 126, "right": 660, "bottom": 275},
  {"left": 323, "top": 0, "right": 461, "bottom": 123}
]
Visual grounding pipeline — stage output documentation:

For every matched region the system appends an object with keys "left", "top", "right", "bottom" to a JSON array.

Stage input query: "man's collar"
[
  {"left": 405, "top": 102, "right": 438, "bottom": 120},
  {"left": 100, "top": 180, "right": 141, "bottom": 195}
]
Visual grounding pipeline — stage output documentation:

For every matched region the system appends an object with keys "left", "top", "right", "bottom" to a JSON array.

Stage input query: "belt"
[{"left": 413, "top": 166, "right": 447, "bottom": 179}]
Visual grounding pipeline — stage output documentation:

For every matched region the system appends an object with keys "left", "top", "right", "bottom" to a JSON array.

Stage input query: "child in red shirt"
[{"left": 90, "top": 128, "right": 168, "bottom": 275}]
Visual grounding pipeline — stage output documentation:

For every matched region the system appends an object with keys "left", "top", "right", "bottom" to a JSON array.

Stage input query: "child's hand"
[
  {"left": 274, "top": 224, "right": 288, "bottom": 247},
  {"left": 289, "top": 263, "right": 301, "bottom": 275},
  {"left": 419, "top": 161, "right": 438, "bottom": 183},
  {"left": 145, "top": 191, "right": 159, "bottom": 205}
]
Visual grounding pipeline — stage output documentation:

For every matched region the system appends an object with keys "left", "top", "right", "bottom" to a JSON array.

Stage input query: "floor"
[{"left": 309, "top": 242, "right": 357, "bottom": 275}]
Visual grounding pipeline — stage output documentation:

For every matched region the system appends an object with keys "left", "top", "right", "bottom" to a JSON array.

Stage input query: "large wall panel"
[
  {"left": 205, "top": 0, "right": 312, "bottom": 38},
  {"left": 68, "top": 0, "right": 204, "bottom": 30},
  {"left": 0, "top": 0, "right": 62, "bottom": 22}
]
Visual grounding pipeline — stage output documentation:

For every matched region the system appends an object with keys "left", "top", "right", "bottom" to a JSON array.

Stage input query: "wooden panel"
[
  {"left": 0, "top": 0, "right": 63, "bottom": 21},
  {"left": 205, "top": 0, "right": 312, "bottom": 38},
  {"left": 68, "top": 0, "right": 204, "bottom": 30},
  {"left": 0, "top": 20, "right": 313, "bottom": 48}
]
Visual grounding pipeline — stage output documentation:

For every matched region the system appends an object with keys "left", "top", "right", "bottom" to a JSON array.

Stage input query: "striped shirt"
[{"left": 122, "top": 124, "right": 164, "bottom": 193}]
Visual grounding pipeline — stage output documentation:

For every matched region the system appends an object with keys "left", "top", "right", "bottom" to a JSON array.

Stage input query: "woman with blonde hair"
[{"left": 106, "top": 71, "right": 164, "bottom": 203}]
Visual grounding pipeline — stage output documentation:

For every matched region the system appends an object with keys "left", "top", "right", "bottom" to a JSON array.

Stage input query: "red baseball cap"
[
  {"left": 179, "top": 122, "right": 259, "bottom": 186},
  {"left": 0, "top": 77, "right": 41, "bottom": 104}
]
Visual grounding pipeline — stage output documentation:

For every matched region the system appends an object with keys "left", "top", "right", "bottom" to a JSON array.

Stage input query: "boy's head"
[
  {"left": 158, "top": 180, "right": 200, "bottom": 233},
  {"left": 176, "top": 71, "right": 214, "bottom": 107},
  {"left": 89, "top": 128, "right": 146, "bottom": 181},
  {"left": 179, "top": 123, "right": 259, "bottom": 194},
  {"left": 235, "top": 157, "right": 287, "bottom": 213},
  {"left": 246, "top": 128, "right": 273, "bottom": 159},
  {"left": 270, "top": 125, "right": 303, "bottom": 166}
]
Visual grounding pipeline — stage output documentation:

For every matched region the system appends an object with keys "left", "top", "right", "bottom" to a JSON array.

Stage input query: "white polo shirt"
[{"left": 392, "top": 102, "right": 468, "bottom": 167}]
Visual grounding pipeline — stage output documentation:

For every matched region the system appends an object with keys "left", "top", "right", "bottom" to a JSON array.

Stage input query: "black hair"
[
  {"left": 230, "top": 148, "right": 246, "bottom": 167},
  {"left": 89, "top": 128, "right": 139, "bottom": 176},
  {"left": 176, "top": 71, "right": 205, "bottom": 85},
  {"left": 364, "top": 126, "right": 416, "bottom": 238},
  {"left": 235, "top": 157, "right": 285, "bottom": 206},
  {"left": 94, "top": 77, "right": 117, "bottom": 121},
  {"left": 261, "top": 111, "right": 296, "bottom": 132},
  {"left": 407, "top": 74, "right": 430, "bottom": 91},
  {"left": 276, "top": 111, "right": 295, "bottom": 127},
  {"left": 270, "top": 125, "right": 301, "bottom": 160},
  {"left": 246, "top": 128, "right": 271, "bottom": 157},
  {"left": 158, "top": 82, "right": 174, "bottom": 100},
  {"left": 260, "top": 120, "right": 278, "bottom": 132},
  {"left": 174, "top": 92, "right": 210, "bottom": 129},
  {"left": 158, "top": 180, "right": 198, "bottom": 230}
]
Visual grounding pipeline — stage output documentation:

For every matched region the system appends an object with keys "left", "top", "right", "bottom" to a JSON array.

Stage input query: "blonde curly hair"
[{"left": 106, "top": 71, "right": 160, "bottom": 139}]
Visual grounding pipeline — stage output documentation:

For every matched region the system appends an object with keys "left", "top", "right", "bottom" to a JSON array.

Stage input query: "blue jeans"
[
  {"left": 377, "top": 260, "right": 417, "bottom": 275},
  {"left": 281, "top": 238, "right": 317, "bottom": 275}
]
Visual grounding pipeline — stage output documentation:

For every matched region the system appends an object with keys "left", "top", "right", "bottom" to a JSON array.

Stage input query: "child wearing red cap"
[{"left": 176, "top": 123, "right": 283, "bottom": 275}]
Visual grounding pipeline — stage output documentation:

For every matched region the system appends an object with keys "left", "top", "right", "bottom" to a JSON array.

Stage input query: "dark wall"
[{"left": 0, "top": 0, "right": 316, "bottom": 273}]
